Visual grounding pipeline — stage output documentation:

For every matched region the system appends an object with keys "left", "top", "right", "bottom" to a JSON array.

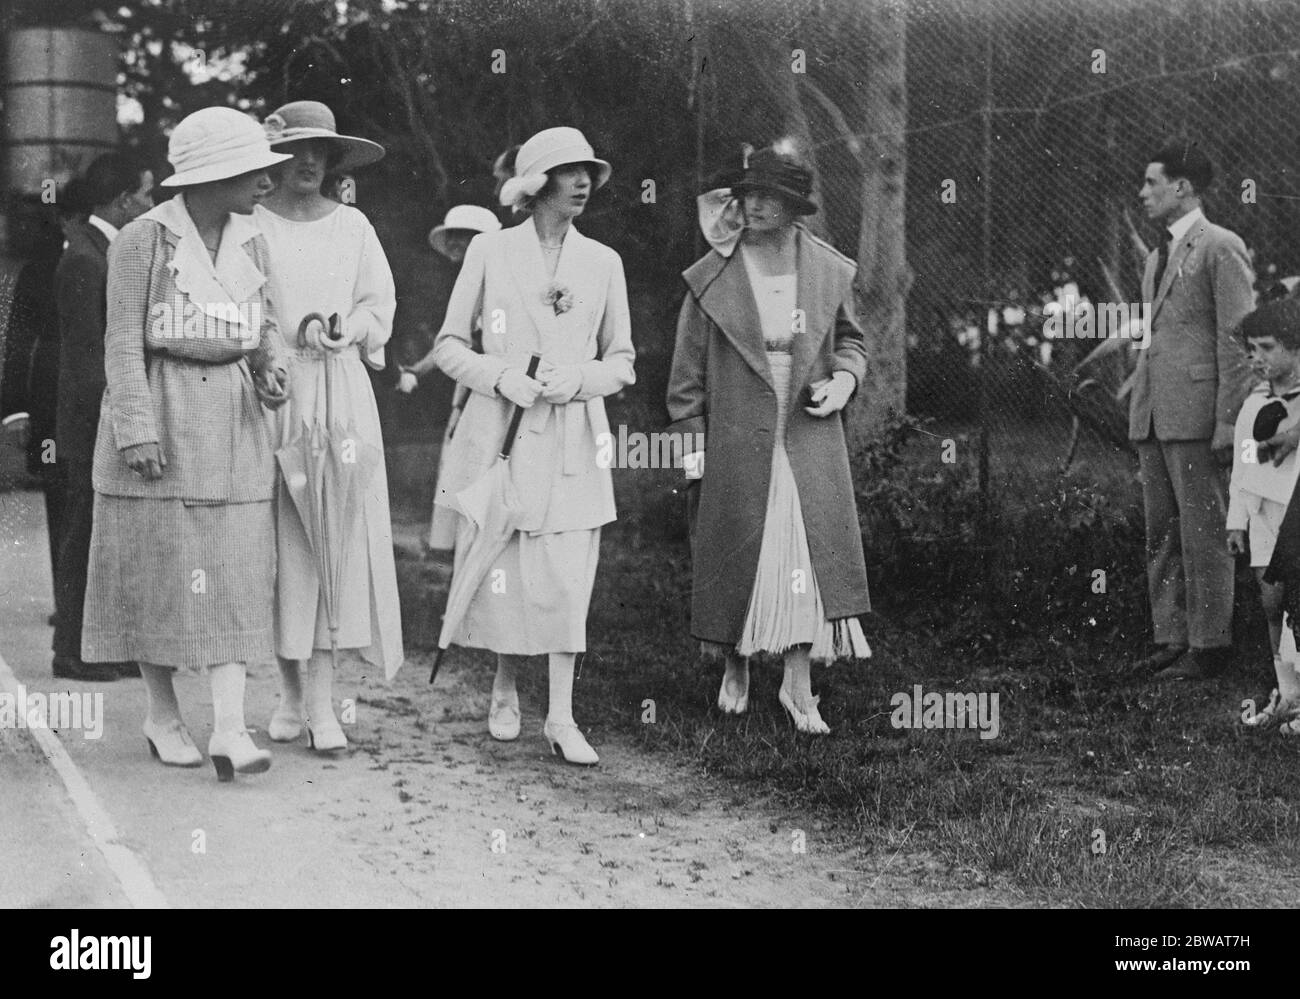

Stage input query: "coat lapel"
[
  {"left": 506, "top": 217, "right": 560, "bottom": 353},
  {"left": 789, "top": 229, "right": 837, "bottom": 410},
  {"left": 1152, "top": 219, "right": 1203, "bottom": 320},
  {"left": 695, "top": 252, "right": 772, "bottom": 390}
]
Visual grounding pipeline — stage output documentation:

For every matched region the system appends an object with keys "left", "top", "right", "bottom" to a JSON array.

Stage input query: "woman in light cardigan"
[
  {"left": 81, "top": 107, "right": 291, "bottom": 780},
  {"left": 430, "top": 127, "right": 635, "bottom": 766}
]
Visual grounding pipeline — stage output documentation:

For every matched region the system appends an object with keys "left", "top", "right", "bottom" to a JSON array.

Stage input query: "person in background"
[
  {"left": 256, "top": 100, "right": 404, "bottom": 752},
  {"left": 52, "top": 153, "right": 155, "bottom": 682},
  {"left": 1, "top": 195, "right": 67, "bottom": 632},
  {"left": 400, "top": 204, "right": 502, "bottom": 552},
  {"left": 1127, "top": 141, "right": 1255, "bottom": 682}
]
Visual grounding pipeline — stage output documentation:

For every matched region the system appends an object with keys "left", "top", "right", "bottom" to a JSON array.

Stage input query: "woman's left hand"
[
  {"left": 804, "top": 370, "right": 856, "bottom": 417},
  {"left": 256, "top": 365, "right": 290, "bottom": 410},
  {"left": 538, "top": 363, "right": 583, "bottom": 405}
]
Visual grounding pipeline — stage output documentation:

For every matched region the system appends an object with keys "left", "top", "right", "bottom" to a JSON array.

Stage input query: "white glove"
[
  {"left": 539, "top": 364, "right": 582, "bottom": 404},
  {"left": 497, "top": 368, "right": 542, "bottom": 408},
  {"left": 804, "top": 371, "right": 856, "bottom": 417},
  {"left": 683, "top": 451, "right": 704, "bottom": 479}
]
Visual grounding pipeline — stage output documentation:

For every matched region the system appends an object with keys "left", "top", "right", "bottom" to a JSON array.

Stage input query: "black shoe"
[
  {"left": 1153, "top": 647, "right": 1232, "bottom": 681},
  {"left": 113, "top": 661, "right": 141, "bottom": 678},
  {"left": 52, "top": 656, "right": 120, "bottom": 682},
  {"left": 1125, "top": 644, "right": 1187, "bottom": 677}
]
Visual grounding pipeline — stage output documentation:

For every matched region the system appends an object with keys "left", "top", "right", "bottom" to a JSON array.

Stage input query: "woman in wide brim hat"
[
  {"left": 428, "top": 126, "right": 633, "bottom": 765},
  {"left": 667, "top": 143, "right": 871, "bottom": 736},
  {"left": 254, "top": 100, "right": 404, "bottom": 753},
  {"left": 80, "top": 106, "right": 293, "bottom": 780}
]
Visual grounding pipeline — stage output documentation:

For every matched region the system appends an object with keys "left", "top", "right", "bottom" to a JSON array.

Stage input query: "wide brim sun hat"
[
  {"left": 263, "top": 100, "right": 385, "bottom": 174},
  {"left": 498, "top": 126, "right": 611, "bottom": 210},
  {"left": 159, "top": 106, "right": 293, "bottom": 188},
  {"left": 731, "top": 145, "right": 818, "bottom": 215},
  {"left": 428, "top": 204, "right": 502, "bottom": 254}
]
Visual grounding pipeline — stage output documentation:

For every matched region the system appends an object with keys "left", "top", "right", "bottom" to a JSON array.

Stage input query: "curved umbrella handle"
[{"left": 298, "top": 312, "right": 330, "bottom": 348}]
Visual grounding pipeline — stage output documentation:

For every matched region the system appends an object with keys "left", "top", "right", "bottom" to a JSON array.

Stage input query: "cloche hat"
[
  {"left": 263, "top": 100, "right": 385, "bottom": 173},
  {"left": 731, "top": 145, "right": 817, "bottom": 215},
  {"left": 428, "top": 204, "right": 501, "bottom": 255},
  {"left": 498, "top": 126, "right": 610, "bottom": 209},
  {"left": 159, "top": 107, "right": 293, "bottom": 188}
]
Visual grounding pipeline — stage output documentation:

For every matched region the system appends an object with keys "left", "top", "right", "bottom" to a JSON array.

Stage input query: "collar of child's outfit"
[{"left": 140, "top": 196, "right": 265, "bottom": 332}]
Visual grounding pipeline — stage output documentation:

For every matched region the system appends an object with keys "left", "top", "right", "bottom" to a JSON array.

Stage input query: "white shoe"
[
  {"left": 543, "top": 719, "right": 599, "bottom": 766},
  {"left": 143, "top": 718, "right": 202, "bottom": 767},
  {"left": 306, "top": 720, "right": 348, "bottom": 753},
  {"left": 208, "top": 729, "right": 272, "bottom": 782},
  {"left": 717, "top": 669, "right": 749, "bottom": 714},
  {"left": 779, "top": 685, "right": 831, "bottom": 736},
  {"left": 267, "top": 702, "right": 304, "bottom": 742},
  {"left": 488, "top": 691, "right": 521, "bottom": 741}
]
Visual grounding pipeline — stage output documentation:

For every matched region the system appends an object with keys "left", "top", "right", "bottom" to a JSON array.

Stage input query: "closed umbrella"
[
  {"left": 276, "top": 312, "right": 388, "bottom": 677},
  {"left": 429, "top": 352, "right": 541, "bottom": 682}
]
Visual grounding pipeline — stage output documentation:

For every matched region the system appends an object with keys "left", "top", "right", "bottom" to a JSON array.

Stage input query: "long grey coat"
[{"left": 666, "top": 228, "right": 871, "bottom": 646}]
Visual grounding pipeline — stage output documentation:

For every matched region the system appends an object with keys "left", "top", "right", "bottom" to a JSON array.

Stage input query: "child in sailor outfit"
[{"left": 1230, "top": 300, "right": 1300, "bottom": 729}]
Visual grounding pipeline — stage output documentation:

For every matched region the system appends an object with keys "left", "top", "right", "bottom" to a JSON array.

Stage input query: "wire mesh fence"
[{"left": 905, "top": 0, "right": 1300, "bottom": 499}]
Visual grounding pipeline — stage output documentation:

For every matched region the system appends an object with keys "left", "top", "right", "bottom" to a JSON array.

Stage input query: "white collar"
[
  {"left": 1167, "top": 206, "right": 1204, "bottom": 243},
  {"left": 138, "top": 195, "right": 266, "bottom": 333},
  {"left": 87, "top": 214, "right": 120, "bottom": 243}
]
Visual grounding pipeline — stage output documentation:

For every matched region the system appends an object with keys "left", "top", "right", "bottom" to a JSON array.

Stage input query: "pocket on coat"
[{"left": 1188, "top": 363, "right": 1215, "bottom": 382}]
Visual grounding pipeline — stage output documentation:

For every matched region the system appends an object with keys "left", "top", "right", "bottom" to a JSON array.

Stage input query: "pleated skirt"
[
  {"left": 733, "top": 353, "right": 870, "bottom": 664},
  {"left": 81, "top": 494, "right": 275, "bottom": 669}
]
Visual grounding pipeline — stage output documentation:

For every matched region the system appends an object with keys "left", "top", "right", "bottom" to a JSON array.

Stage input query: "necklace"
[{"left": 539, "top": 241, "right": 563, "bottom": 249}]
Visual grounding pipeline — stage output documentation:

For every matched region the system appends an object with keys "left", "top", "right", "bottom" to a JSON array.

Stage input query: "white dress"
[
  {"left": 254, "top": 203, "right": 404, "bottom": 677},
  {"left": 734, "top": 247, "right": 870, "bottom": 663}
]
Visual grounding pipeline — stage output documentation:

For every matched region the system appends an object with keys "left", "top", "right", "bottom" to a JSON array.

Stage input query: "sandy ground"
[{"left": 0, "top": 472, "right": 1021, "bottom": 908}]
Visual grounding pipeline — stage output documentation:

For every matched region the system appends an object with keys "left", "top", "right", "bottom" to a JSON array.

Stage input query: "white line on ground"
[{"left": 0, "top": 650, "right": 169, "bottom": 909}]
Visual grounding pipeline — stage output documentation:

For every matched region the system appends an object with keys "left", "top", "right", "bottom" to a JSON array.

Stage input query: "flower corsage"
[{"left": 543, "top": 283, "right": 574, "bottom": 316}]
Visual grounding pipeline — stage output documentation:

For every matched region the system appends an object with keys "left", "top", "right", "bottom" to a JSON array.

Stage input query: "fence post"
[{"left": 978, "top": 20, "right": 993, "bottom": 510}]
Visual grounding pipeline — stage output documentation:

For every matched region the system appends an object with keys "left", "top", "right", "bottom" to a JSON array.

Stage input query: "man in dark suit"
[
  {"left": 50, "top": 154, "right": 154, "bottom": 681},
  {"left": 1128, "top": 141, "right": 1256, "bottom": 681}
]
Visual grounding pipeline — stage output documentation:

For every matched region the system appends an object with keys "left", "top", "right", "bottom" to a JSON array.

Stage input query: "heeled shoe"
[
  {"left": 778, "top": 685, "right": 831, "bottom": 736},
  {"left": 488, "top": 692, "right": 521, "bottom": 741},
  {"left": 267, "top": 703, "right": 304, "bottom": 742},
  {"left": 142, "top": 719, "right": 202, "bottom": 768},
  {"left": 1243, "top": 687, "right": 1294, "bottom": 729},
  {"left": 717, "top": 671, "right": 749, "bottom": 715},
  {"left": 543, "top": 719, "right": 599, "bottom": 766},
  {"left": 306, "top": 720, "right": 348, "bottom": 754},
  {"left": 208, "top": 729, "right": 272, "bottom": 782}
]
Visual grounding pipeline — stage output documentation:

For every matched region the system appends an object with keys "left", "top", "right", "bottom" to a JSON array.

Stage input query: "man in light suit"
[
  {"left": 1129, "top": 141, "right": 1255, "bottom": 681},
  {"left": 51, "top": 153, "right": 153, "bottom": 681}
]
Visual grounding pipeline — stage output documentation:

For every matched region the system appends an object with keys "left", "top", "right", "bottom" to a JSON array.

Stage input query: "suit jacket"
[
  {"left": 666, "top": 228, "right": 871, "bottom": 644},
  {"left": 55, "top": 220, "right": 111, "bottom": 481},
  {"left": 0, "top": 253, "right": 62, "bottom": 476},
  {"left": 430, "top": 217, "right": 636, "bottom": 533},
  {"left": 1127, "top": 213, "right": 1255, "bottom": 444}
]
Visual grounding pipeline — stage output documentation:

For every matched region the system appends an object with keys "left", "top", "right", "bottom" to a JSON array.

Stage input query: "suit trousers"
[
  {"left": 1136, "top": 438, "right": 1234, "bottom": 649},
  {"left": 52, "top": 481, "right": 92, "bottom": 659}
]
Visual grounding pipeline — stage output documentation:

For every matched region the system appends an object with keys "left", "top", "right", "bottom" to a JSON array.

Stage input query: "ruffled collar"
[{"left": 141, "top": 195, "right": 266, "bottom": 331}]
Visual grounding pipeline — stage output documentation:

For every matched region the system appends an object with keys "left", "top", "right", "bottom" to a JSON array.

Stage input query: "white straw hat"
[
  {"left": 160, "top": 107, "right": 293, "bottom": 188},
  {"left": 428, "top": 204, "right": 501, "bottom": 255},
  {"left": 263, "top": 100, "right": 385, "bottom": 173},
  {"left": 498, "top": 126, "right": 610, "bottom": 209}
]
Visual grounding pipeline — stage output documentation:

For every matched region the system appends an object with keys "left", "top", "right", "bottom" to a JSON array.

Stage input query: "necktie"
[{"left": 1153, "top": 229, "right": 1173, "bottom": 295}]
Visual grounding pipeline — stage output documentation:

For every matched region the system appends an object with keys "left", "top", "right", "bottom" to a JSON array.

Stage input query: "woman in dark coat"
[{"left": 667, "top": 146, "right": 871, "bottom": 735}]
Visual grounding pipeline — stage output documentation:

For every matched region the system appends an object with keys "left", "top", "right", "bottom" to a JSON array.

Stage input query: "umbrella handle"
[
  {"left": 298, "top": 312, "right": 330, "bottom": 348},
  {"left": 500, "top": 352, "right": 542, "bottom": 460}
]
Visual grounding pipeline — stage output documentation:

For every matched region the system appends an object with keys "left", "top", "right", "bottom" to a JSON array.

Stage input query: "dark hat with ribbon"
[{"left": 731, "top": 145, "right": 817, "bottom": 215}]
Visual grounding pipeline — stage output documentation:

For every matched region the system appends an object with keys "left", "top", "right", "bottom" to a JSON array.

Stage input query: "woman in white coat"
[
  {"left": 431, "top": 127, "right": 635, "bottom": 765},
  {"left": 255, "top": 101, "right": 404, "bottom": 753}
]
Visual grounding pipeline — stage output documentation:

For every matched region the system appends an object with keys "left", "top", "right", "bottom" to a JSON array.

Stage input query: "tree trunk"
[{"left": 849, "top": 0, "right": 909, "bottom": 450}]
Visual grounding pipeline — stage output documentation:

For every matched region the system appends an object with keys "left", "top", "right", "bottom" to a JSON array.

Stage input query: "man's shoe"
[
  {"left": 1153, "top": 647, "right": 1232, "bottom": 681},
  {"left": 52, "top": 656, "right": 120, "bottom": 682},
  {"left": 1126, "top": 645, "right": 1187, "bottom": 677}
]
